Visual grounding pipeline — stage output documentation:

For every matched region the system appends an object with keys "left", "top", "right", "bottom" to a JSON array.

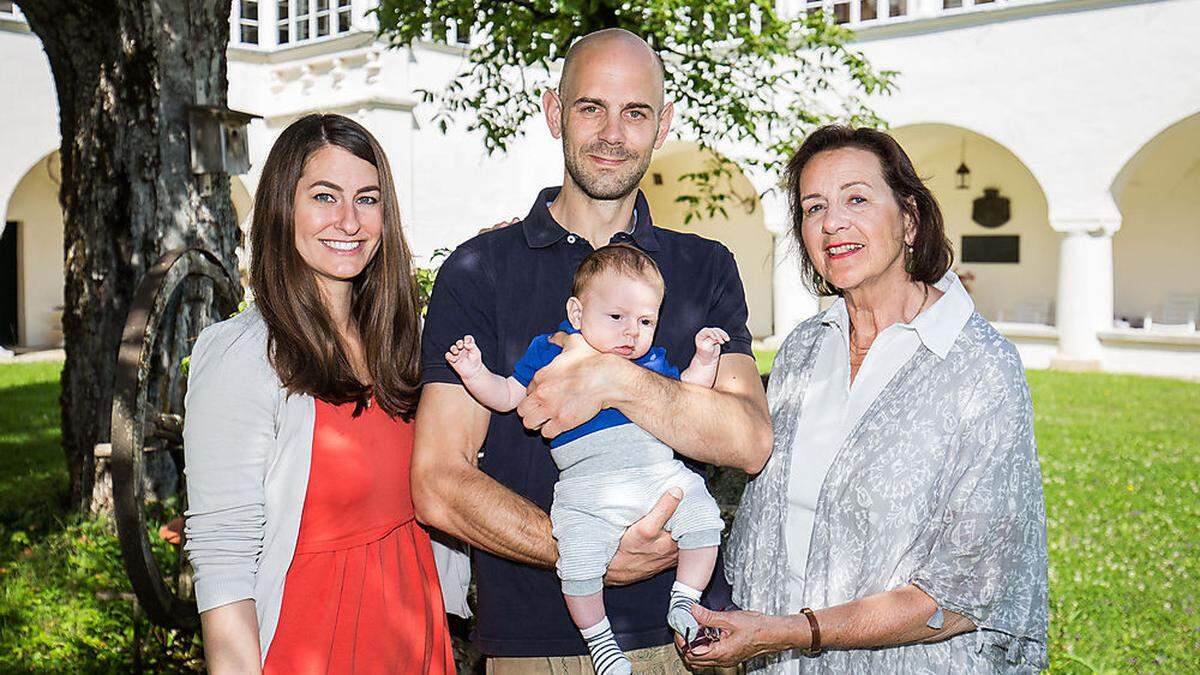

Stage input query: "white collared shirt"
[{"left": 784, "top": 271, "right": 975, "bottom": 611}]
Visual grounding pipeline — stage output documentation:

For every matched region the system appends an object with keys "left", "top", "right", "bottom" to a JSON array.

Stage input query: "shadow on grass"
[{"left": 0, "top": 367, "right": 186, "bottom": 671}]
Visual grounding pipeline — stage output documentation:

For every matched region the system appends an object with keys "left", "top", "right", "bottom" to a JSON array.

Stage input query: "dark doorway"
[{"left": 1, "top": 221, "right": 17, "bottom": 346}]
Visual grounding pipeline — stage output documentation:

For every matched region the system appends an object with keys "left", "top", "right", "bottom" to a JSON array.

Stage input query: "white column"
[
  {"left": 771, "top": 232, "right": 818, "bottom": 341},
  {"left": 1051, "top": 224, "right": 1116, "bottom": 370},
  {"left": 763, "top": 189, "right": 819, "bottom": 344}
]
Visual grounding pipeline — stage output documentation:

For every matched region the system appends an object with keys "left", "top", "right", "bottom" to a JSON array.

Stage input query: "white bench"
[{"left": 1145, "top": 294, "right": 1199, "bottom": 332}]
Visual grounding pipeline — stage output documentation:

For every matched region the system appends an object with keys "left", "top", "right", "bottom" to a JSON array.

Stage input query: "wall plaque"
[
  {"left": 972, "top": 188, "right": 1011, "bottom": 229},
  {"left": 961, "top": 235, "right": 1020, "bottom": 263}
]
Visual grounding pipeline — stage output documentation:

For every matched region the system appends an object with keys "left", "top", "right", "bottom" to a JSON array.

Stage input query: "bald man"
[{"left": 415, "top": 29, "right": 771, "bottom": 673}]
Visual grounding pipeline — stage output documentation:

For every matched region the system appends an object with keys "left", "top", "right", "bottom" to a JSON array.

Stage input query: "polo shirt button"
[{"left": 566, "top": 235, "right": 577, "bottom": 244}]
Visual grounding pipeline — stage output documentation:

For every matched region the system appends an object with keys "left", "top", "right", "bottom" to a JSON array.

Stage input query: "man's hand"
[
  {"left": 604, "top": 488, "right": 682, "bottom": 586},
  {"left": 445, "top": 335, "right": 485, "bottom": 380},
  {"left": 693, "top": 327, "right": 730, "bottom": 367},
  {"left": 517, "top": 333, "right": 618, "bottom": 439}
]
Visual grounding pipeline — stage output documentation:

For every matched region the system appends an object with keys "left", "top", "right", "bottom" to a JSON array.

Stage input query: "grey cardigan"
[
  {"left": 183, "top": 307, "right": 472, "bottom": 662},
  {"left": 183, "top": 307, "right": 316, "bottom": 661}
]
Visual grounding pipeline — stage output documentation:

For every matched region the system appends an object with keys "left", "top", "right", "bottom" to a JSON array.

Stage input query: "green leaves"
[
  {"left": 415, "top": 247, "right": 452, "bottom": 315},
  {"left": 373, "top": 0, "right": 895, "bottom": 218}
]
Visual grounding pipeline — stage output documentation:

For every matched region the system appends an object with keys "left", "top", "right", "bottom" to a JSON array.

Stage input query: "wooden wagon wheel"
[{"left": 110, "top": 248, "right": 241, "bottom": 630}]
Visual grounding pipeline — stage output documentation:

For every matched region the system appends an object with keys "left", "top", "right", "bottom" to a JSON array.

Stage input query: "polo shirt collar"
[
  {"left": 522, "top": 186, "right": 660, "bottom": 251},
  {"left": 819, "top": 270, "right": 975, "bottom": 359}
]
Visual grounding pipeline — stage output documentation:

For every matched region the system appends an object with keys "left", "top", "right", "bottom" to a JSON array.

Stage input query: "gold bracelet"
[{"left": 800, "top": 606, "right": 822, "bottom": 655}]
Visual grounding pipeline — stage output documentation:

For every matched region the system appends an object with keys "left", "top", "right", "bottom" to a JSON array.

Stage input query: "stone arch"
[
  {"left": 640, "top": 141, "right": 774, "bottom": 338},
  {"left": 1109, "top": 111, "right": 1200, "bottom": 325},
  {"left": 891, "top": 124, "right": 1056, "bottom": 324}
]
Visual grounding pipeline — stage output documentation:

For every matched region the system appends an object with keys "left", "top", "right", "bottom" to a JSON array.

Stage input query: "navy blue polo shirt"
[{"left": 420, "top": 186, "right": 753, "bottom": 657}]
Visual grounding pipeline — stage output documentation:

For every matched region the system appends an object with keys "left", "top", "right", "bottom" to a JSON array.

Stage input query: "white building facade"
[{"left": 1, "top": 0, "right": 1198, "bottom": 377}]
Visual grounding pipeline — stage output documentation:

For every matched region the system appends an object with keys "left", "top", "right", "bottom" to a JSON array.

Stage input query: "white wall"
[
  {"left": 4, "top": 0, "right": 1200, "bottom": 370},
  {"left": 640, "top": 142, "right": 775, "bottom": 338},
  {"left": 892, "top": 124, "right": 1058, "bottom": 322},
  {"left": 6, "top": 153, "right": 64, "bottom": 347},
  {"left": 853, "top": 0, "right": 1200, "bottom": 224}
]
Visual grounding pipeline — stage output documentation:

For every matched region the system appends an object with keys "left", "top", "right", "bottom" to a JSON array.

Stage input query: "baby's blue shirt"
[{"left": 511, "top": 320, "right": 681, "bottom": 448}]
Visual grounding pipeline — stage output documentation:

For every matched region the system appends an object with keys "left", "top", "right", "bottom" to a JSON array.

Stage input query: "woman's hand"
[
  {"left": 478, "top": 217, "right": 520, "bottom": 234},
  {"left": 681, "top": 605, "right": 804, "bottom": 668}
]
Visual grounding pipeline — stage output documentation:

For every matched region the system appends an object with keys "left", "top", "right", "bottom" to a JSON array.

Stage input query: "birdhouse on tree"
[{"left": 188, "top": 106, "right": 260, "bottom": 175}]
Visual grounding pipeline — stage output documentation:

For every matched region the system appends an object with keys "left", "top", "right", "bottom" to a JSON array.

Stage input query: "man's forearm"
[
  {"left": 610, "top": 353, "right": 771, "bottom": 473},
  {"left": 418, "top": 459, "right": 558, "bottom": 568},
  {"left": 411, "top": 383, "right": 558, "bottom": 569}
]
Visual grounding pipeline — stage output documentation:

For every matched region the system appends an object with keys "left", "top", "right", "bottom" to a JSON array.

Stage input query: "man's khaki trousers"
[{"left": 486, "top": 643, "right": 742, "bottom": 675}]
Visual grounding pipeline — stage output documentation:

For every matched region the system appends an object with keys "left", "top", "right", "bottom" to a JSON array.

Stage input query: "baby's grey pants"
[{"left": 549, "top": 423, "right": 724, "bottom": 596}]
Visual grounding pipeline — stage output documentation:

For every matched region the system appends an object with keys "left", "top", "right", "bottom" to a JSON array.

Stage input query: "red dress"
[{"left": 264, "top": 399, "right": 455, "bottom": 674}]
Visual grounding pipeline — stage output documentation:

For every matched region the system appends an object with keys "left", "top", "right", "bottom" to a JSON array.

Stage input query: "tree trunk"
[{"left": 15, "top": 0, "right": 240, "bottom": 510}]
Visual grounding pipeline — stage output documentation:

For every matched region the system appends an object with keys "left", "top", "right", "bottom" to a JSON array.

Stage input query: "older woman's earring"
[
  {"left": 814, "top": 273, "right": 838, "bottom": 296},
  {"left": 904, "top": 244, "right": 916, "bottom": 276}
]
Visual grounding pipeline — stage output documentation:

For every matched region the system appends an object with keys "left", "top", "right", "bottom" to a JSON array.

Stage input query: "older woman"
[{"left": 685, "top": 126, "right": 1048, "bottom": 672}]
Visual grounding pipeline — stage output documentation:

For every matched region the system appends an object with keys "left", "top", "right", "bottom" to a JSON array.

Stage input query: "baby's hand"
[
  {"left": 445, "top": 335, "right": 484, "bottom": 379},
  {"left": 694, "top": 327, "right": 730, "bottom": 365}
]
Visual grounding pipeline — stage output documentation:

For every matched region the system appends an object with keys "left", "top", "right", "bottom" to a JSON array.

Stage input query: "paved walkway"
[{"left": 0, "top": 347, "right": 66, "bottom": 363}]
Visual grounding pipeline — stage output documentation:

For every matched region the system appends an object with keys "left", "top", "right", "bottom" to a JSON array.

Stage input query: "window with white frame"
[
  {"left": 315, "top": 0, "right": 332, "bottom": 38},
  {"left": 805, "top": 0, "right": 852, "bottom": 24},
  {"left": 277, "top": 0, "right": 353, "bottom": 45},
  {"left": 277, "top": 0, "right": 290, "bottom": 44},
  {"left": 236, "top": 0, "right": 260, "bottom": 45},
  {"left": 806, "top": 0, "right": 908, "bottom": 23},
  {"left": 945, "top": 0, "right": 997, "bottom": 7}
]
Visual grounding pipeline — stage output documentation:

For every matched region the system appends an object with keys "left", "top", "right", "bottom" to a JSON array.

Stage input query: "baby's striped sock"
[
  {"left": 581, "top": 617, "right": 630, "bottom": 675},
  {"left": 667, "top": 581, "right": 703, "bottom": 643}
]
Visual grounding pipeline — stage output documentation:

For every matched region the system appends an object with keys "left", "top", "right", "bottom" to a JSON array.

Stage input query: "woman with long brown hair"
[{"left": 183, "top": 113, "right": 454, "bottom": 673}]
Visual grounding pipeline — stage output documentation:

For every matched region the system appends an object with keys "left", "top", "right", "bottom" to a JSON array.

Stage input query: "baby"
[{"left": 445, "top": 244, "right": 727, "bottom": 675}]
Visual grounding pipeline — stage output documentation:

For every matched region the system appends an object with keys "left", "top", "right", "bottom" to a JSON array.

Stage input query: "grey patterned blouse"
[{"left": 725, "top": 308, "right": 1049, "bottom": 673}]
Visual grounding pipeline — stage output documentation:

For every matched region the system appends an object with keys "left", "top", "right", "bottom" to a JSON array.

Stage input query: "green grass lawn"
[
  {"left": 754, "top": 348, "right": 777, "bottom": 375},
  {"left": 0, "top": 361, "right": 1197, "bottom": 671},
  {"left": 1029, "top": 371, "right": 1200, "bottom": 672},
  {"left": 0, "top": 362, "right": 201, "bottom": 672}
]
